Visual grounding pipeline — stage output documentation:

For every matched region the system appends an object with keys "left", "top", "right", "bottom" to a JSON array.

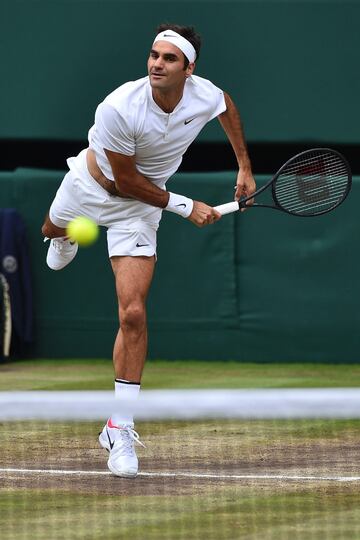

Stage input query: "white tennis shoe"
[
  {"left": 99, "top": 418, "right": 145, "bottom": 478},
  {"left": 45, "top": 237, "right": 78, "bottom": 270}
]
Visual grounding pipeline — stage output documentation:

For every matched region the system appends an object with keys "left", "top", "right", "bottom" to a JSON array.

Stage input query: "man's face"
[{"left": 148, "top": 41, "right": 194, "bottom": 91}]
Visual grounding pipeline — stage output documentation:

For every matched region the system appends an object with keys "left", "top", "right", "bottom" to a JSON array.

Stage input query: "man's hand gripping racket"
[{"left": 215, "top": 148, "right": 352, "bottom": 217}]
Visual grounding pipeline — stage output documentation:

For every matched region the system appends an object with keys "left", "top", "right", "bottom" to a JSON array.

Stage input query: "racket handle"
[{"left": 214, "top": 201, "right": 239, "bottom": 215}]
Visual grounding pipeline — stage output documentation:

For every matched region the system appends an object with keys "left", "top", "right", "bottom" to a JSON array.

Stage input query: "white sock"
[{"left": 110, "top": 379, "right": 140, "bottom": 426}]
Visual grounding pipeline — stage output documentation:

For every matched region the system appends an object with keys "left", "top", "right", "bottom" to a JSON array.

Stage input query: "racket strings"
[{"left": 274, "top": 151, "right": 350, "bottom": 215}]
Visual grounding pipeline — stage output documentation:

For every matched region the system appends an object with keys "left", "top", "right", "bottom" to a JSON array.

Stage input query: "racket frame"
[{"left": 216, "top": 148, "right": 352, "bottom": 217}]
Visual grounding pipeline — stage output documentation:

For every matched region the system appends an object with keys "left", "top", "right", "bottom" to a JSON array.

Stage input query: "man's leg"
[
  {"left": 41, "top": 163, "right": 90, "bottom": 270},
  {"left": 99, "top": 254, "right": 155, "bottom": 477},
  {"left": 41, "top": 214, "right": 67, "bottom": 238},
  {"left": 111, "top": 254, "right": 155, "bottom": 382}
]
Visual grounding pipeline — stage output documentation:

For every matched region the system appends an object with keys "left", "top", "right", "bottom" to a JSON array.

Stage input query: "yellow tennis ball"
[{"left": 66, "top": 216, "right": 99, "bottom": 246}]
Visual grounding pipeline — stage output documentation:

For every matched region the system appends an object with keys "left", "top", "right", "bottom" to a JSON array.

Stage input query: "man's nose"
[{"left": 154, "top": 56, "right": 164, "bottom": 68}]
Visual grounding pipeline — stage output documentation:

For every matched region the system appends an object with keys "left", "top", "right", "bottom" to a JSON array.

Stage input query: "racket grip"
[{"left": 214, "top": 201, "right": 240, "bottom": 215}]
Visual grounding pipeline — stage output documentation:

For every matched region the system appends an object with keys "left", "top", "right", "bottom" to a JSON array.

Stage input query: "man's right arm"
[
  {"left": 104, "top": 149, "right": 169, "bottom": 207},
  {"left": 104, "top": 149, "right": 221, "bottom": 227}
]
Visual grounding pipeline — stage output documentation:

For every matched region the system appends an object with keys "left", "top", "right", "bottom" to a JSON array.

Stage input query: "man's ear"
[{"left": 186, "top": 62, "right": 195, "bottom": 77}]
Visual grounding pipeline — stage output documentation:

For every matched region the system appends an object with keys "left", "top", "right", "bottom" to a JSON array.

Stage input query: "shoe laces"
[
  {"left": 51, "top": 238, "right": 65, "bottom": 254},
  {"left": 44, "top": 236, "right": 66, "bottom": 254},
  {"left": 117, "top": 425, "right": 146, "bottom": 452},
  {"left": 47, "top": 237, "right": 76, "bottom": 254}
]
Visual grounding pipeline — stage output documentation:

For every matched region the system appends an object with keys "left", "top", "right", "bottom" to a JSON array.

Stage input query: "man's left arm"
[{"left": 217, "top": 92, "right": 256, "bottom": 207}]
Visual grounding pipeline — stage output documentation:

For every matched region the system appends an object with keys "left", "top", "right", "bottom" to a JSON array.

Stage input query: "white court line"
[{"left": 1, "top": 468, "right": 360, "bottom": 482}]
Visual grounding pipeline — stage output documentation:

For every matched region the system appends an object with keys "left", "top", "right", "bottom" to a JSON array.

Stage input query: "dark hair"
[{"left": 155, "top": 23, "right": 201, "bottom": 67}]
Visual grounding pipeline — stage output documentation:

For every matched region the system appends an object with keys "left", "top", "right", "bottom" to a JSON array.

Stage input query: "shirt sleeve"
[
  {"left": 94, "top": 102, "right": 135, "bottom": 156},
  {"left": 208, "top": 85, "right": 227, "bottom": 121}
]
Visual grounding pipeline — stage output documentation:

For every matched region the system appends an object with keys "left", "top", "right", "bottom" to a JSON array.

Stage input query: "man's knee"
[{"left": 120, "top": 303, "right": 146, "bottom": 332}]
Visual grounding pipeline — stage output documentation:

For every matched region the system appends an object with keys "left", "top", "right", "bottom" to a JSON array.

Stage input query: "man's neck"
[{"left": 152, "top": 88, "right": 184, "bottom": 114}]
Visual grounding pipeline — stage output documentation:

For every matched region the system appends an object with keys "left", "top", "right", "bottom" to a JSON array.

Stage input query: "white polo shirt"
[{"left": 87, "top": 74, "right": 226, "bottom": 187}]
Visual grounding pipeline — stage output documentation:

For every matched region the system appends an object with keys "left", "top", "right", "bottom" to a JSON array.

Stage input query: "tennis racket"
[{"left": 214, "top": 148, "right": 352, "bottom": 217}]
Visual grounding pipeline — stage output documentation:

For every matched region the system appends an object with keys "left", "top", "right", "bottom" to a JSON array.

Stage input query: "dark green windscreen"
[
  {"left": 0, "top": 167, "right": 358, "bottom": 362},
  {"left": 1, "top": 0, "right": 359, "bottom": 143}
]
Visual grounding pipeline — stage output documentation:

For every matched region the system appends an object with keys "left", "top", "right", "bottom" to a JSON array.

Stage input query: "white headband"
[{"left": 153, "top": 30, "right": 196, "bottom": 63}]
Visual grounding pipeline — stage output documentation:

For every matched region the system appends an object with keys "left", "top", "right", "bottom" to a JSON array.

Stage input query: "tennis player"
[{"left": 41, "top": 23, "right": 256, "bottom": 478}]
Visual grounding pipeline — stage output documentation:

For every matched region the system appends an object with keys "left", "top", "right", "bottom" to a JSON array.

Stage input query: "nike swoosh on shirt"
[
  {"left": 136, "top": 242, "right": 150, "bottom": 248},
  {"left": 184, "top": 118, "right": 196, "bottom": 125}
]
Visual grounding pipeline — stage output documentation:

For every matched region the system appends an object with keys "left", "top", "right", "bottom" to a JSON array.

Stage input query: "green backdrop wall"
[
  {"left": 1, "top": 0, "right": 359, "bottom": 143},
  {"left": 0, "top": 167, "right": 358, "bottom": 362}
]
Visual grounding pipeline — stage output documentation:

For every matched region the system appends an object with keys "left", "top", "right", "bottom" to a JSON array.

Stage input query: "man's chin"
[{"left": 149, "top": 79, "right": 165, "bottom": 89}]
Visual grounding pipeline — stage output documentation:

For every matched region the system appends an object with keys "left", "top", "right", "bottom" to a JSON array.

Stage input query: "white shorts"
[{"left": 49, "top": 149, "right": 162, "bottom": 258}]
